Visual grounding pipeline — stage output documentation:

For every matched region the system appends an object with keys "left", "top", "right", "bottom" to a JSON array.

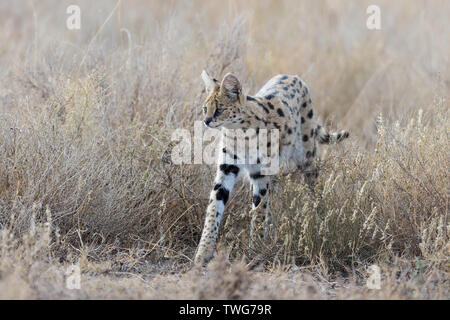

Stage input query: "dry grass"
[{"left": 0, "top": 0, "right": 448, "bottom": 299}]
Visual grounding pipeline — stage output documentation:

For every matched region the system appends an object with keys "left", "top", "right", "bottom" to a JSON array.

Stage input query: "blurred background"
[{"left": 1, "top": 0, "right": 448, "bottom": 144}]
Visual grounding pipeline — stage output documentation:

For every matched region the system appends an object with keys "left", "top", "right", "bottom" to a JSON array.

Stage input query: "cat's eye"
[{"left": 202, "top": 106, "right": 207, "bottom": 114}]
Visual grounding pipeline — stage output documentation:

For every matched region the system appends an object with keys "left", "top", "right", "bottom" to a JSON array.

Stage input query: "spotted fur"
[{"left": 194, "top": 71, "right": 349, "bottom": 265}]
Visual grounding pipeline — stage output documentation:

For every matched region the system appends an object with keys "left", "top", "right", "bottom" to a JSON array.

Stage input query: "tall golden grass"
[{"left": 0, "top": 0, "right": 448, "bottom": 298}]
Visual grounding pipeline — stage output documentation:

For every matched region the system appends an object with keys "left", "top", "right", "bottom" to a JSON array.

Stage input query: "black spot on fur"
[
  {"left": 277, "top": 109, "right": 285, "bottom": 117},
  {"left": 253, "top": 195, "right": 261, "bottom": 207},
  {"left": 301, "top": 117, "right": 305, "bottom": 124},
  {"left": 303, "top": 135, "right": 309, "bottom": 142},
  {"left": 250, "top": 172, "right": 264, "bottom": 179},
  {"left": 220, "top": 164, "right": 240, "bottom": 175},
  {"left": 265, "top": 91, "right": 278, "bottom": 100},
  {"left": 214, "top": 183, "right": 221, "bottom": 190},
  {"left": 216, "top": 187, "right": 229, "bottom": 204},
  {"left": 260, "top": 189, "right": 267, "bottom": 196},
  {"left": 302, "top": 102, "right": 307, "bottom": 108},
  {"left": 267, "top": 102, "right": 275, "bottom": 109},
  {"left": 257, "top": 102, "right": 270, "bottom": 113},
  {"left": 307, "top": 109, "right": 313, "bottom": 119},
  {"left": 320, "top": 134, "right": 330, "bottom": 144},
  {"left": 280, "top": 75, "right": 288, "bottom": 80}
]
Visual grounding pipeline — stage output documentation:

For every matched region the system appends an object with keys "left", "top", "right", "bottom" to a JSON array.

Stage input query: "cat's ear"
[
  {"left": 220, "top": 73, "right": 243, "bottom": 102},
  {"left": 201, "top": 70, "right": 217, "bottom": 94}
]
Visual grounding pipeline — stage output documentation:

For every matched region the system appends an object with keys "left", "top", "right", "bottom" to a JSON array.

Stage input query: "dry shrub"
[
  {"left": 0, "top": 5, "right": 249, "bottom": 265},
  {"left": 0, "top": 0, "right": 448, "bottom": 298}
]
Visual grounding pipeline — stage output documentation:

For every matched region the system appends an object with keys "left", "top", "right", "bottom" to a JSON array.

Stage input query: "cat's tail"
[{"left": 317, "top": 125, "right": 349, "bottom": 144}]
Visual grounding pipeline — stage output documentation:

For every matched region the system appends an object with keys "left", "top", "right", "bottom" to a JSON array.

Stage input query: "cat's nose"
[{"left": 204, "top": 117, "right": 212, "bottom": 126}]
